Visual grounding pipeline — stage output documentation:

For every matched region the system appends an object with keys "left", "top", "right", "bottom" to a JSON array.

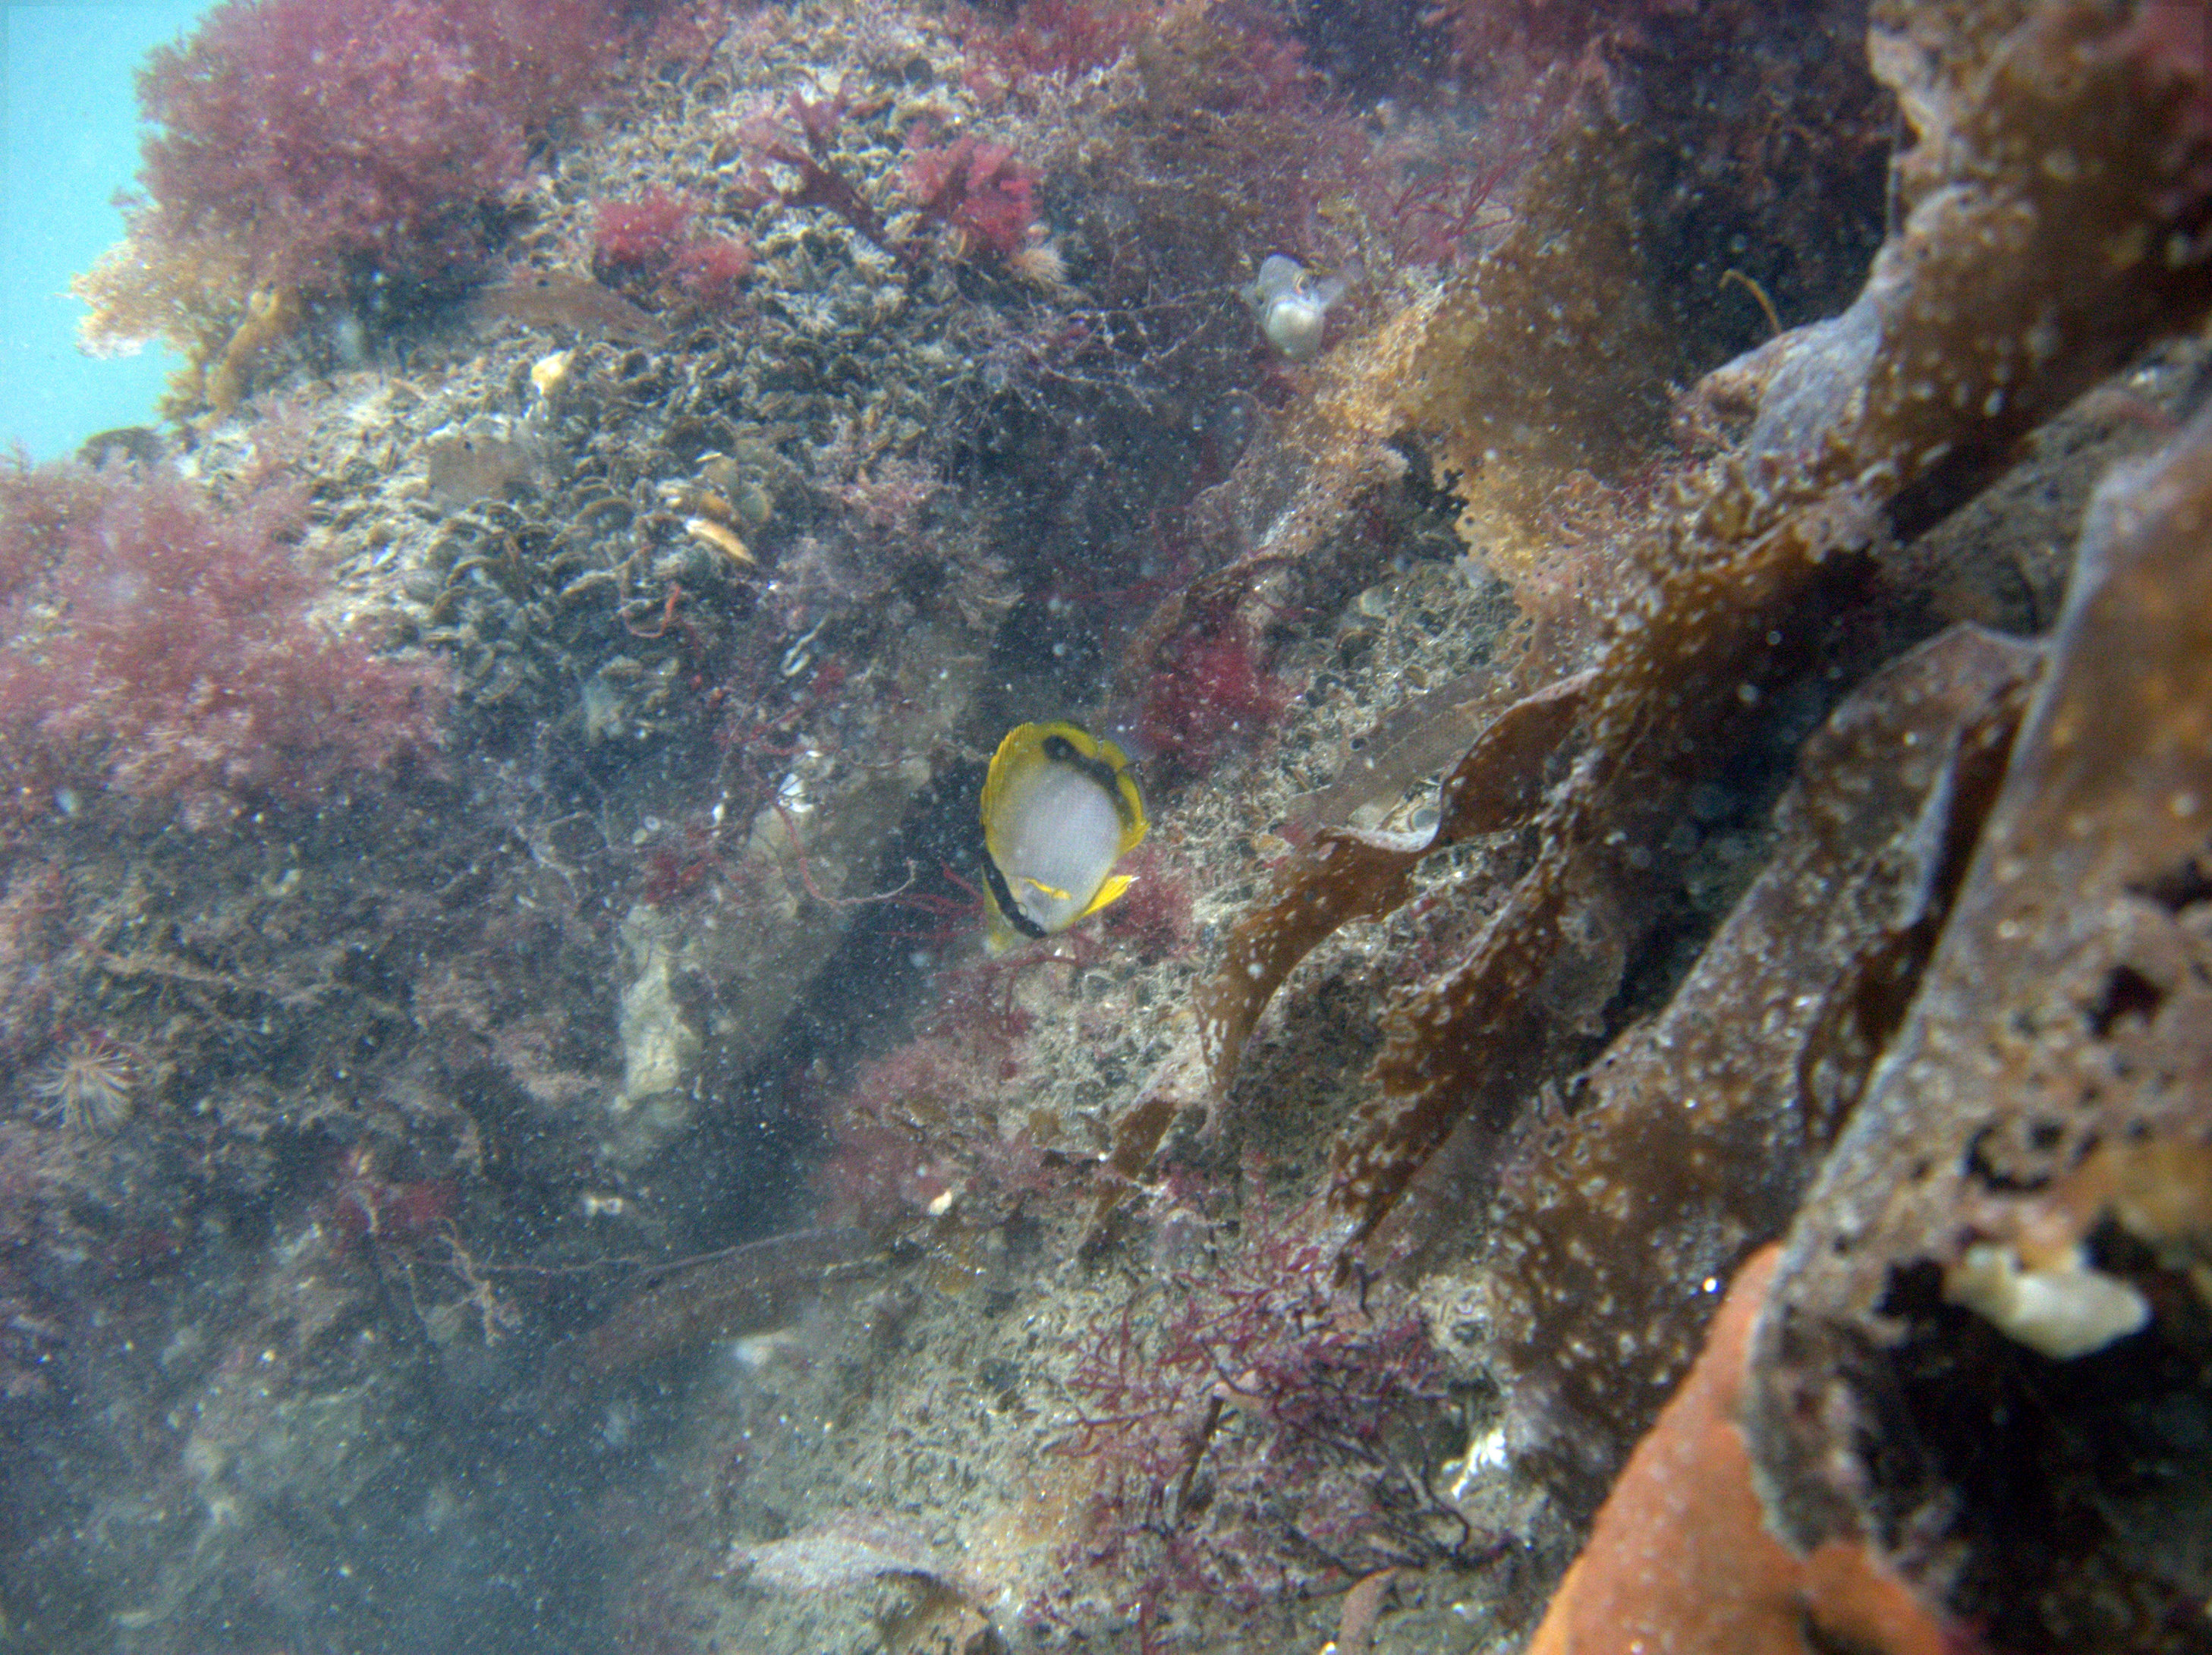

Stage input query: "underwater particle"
[
  {"left": 32, "top": 1033, "right": 137, "bottom": 1134},
  {"left": 1241, "top": 253, "right": 1348, "bottom": 361},
  {"left": 979, "top": 721, "right": 1148, "bottom": 953}
]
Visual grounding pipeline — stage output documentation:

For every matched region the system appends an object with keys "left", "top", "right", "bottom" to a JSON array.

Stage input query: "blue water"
[{"left": 1, "top": 0, "right": 212, "bottom": 460}]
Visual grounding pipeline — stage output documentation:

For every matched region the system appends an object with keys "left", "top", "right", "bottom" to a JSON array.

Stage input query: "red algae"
[{"left": 0, "top": 461, "right": 448, "bottom": 829}]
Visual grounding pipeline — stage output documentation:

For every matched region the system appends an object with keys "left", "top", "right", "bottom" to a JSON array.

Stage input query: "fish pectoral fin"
[
  {"left": 1077, "top": 873, "right": 1135, "bottom": 920},
  {"left": 1020, "top": 876, "right": 1075, "bottom": 901}
]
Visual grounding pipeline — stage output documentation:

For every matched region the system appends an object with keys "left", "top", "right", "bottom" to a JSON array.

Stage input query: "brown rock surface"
[
  {"left": 1746, "top": 401, "right": 2212, "bottom": 1653},
  {"left": 1489, "top": 625, "right": 2041, "bottom": 1490}
]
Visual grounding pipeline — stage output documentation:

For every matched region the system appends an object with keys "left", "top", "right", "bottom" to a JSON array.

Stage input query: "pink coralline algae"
[
  {"left": 1134, "top": 622, "right": 1292, "bottom": 784},
  {"left": 958, "top": 0, "right": 1157, "bottom": 96},
  {"left": 0, "top": 461, "right": 449, "bottom": 829},
  {"left": 901, "top": 131, "right": 1043, "bottom": 260},
  {"left": 594, "top": 191, "right": 699, "bottom": 268},
  {"left": 1047, "top": 1196, "right": 1469, "bottom": 1622},
  {"left": 129, "top": 0, "right": 639, "bottom": 297},
  {"left": 594, "top": 192, "right": 754, "bottom": 304}
]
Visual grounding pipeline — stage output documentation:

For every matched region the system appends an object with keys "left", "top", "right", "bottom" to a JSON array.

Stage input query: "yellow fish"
[{"left": 980, "top": 721, "right": 1148, "bottom": 953}]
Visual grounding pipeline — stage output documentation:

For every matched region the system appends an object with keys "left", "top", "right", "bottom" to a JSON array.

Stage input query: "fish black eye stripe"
[{"left": 979, "top": 846, "right": 1049, "bottom": 939}]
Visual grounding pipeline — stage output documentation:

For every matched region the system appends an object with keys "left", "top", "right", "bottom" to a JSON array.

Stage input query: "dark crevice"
[{"left": 2089, "top": 964, "right": 2166, "bottom": 1039}]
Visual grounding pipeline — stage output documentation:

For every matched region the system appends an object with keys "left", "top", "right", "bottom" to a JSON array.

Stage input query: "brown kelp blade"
[
  {"left": 1324, "top": 0, "right": 2212, "bottom": 1248},
  {"left": 1196, "top": 670, "right": 1590, "bottom": 1093}
]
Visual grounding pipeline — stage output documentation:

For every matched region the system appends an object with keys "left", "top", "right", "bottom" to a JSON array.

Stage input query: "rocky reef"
[{"left": 2, "top": 1, "right": 2207, "bottom": 1653}]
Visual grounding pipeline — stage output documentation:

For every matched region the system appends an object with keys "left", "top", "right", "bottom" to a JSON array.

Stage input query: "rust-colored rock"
[{"left": 1527, "top": 1246, "right": 1950, "bottom": 1655}]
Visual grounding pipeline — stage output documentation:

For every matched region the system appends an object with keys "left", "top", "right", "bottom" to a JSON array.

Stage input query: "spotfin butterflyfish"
[{"left": 979, "top": 721, "right": 1148, "bottom": 953}]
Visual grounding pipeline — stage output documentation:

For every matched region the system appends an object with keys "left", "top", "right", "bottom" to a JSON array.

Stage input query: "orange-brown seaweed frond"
[
  {"left": 1196, "top": 669, "right": 1588, "bottom": 1095},
  {"left": 1485, "top": 625, "right": 2041, "bottom": 1491},
  {"left": 71, "top": 232, "right": 253, "bottom": 415},
  {"left": 206, "top": 285, "right": 304, "bottom": 416},
  {"left": 1746, "top": 388, "right": 2212, "bottom": 1654},
  {"left": 1325, "top": 0, "right": 2212, "bottom": 1249},
  {"left": 1395, "top": 106, "right": 1685, "bottom": 536}
]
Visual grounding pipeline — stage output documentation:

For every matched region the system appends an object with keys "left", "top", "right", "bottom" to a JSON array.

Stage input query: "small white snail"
[{"left": 1240, "top": 253, "right": 1349, "bottom": 362}]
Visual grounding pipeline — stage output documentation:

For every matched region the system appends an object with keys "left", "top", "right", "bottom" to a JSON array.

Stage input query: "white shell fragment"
[{"left": 1944, "top": 1241, "right": 2151, "bottom": 1361}]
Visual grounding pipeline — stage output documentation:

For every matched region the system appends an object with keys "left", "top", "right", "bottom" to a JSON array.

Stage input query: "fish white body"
[{"left": 993, "top": 759, "right": 1128, "bottom": 933}]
